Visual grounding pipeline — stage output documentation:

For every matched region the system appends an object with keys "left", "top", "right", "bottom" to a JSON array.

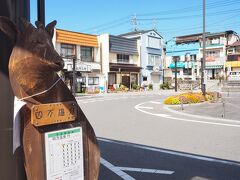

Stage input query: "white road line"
[
  {"left": 138, "top": 106, "right": 154, "bottom": 109},
  {"left": 150, "top": 101, "right": 161, "bottom": 104},
  {"left": 98, "top": 138, "right": 240, "bottom": 167},
  {"left": 135, "top": 101, "right": 240, "bottom": 128},
  {"left": 118, "top": 167, "right": 174, "bottom": 175},
  {"left": 100, "top": 158, "right": 135, "bottom": 180}
]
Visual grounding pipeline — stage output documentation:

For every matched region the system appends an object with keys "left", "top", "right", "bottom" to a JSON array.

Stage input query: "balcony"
[
  {"left": 227, "top": 55, "right": 240, "bottom": 61},
  {"left": 110, "top": 58, "right": 137, "bottom": 65}
]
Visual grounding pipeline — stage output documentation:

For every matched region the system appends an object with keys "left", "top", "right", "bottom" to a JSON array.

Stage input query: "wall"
[{"left": 98, "top": 34, "right": 110, "bottom": 78}]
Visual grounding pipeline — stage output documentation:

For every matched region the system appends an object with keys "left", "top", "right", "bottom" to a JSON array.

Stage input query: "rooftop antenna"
[{"left": 131, "top": 14, "right": 138, "bottom": 31}]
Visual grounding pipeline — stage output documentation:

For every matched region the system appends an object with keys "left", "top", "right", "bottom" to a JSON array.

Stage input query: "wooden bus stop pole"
[{"left": 0, "top": 0, "right": 29, "bottom": 179}]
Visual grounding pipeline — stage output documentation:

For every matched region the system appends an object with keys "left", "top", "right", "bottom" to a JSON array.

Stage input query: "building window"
[
  {"left": 148, "top": 37, "right": 161, "bottom": 49},
  {"left": 88, "top": 77, "right": 99, "bottom": 85},
  {"left": 81, "top": 46, "right": 93, "bottom": 62},
  {"left": 108, "top": 73, "right": 116, "bottom": 86},
  {"left": 190, "top": 54, "right": 197, "bottom": 61},
  {"left": 208, "top": 37, "right": 220, "bottom": 45},
  {"left": 206, "top": 51, "right": 220, "bottom": 58},
  {"left": 183, "top": 68, "right": 192, "bottom": 75},
  {"left": 148, "top": 54, "right": 161, "bottom": 66},
  {"left": 60, "top": 43, "right": 76, "bottom": 58},
  {"left": 117, "top": 54, "right": 129, "bottom": 63}
]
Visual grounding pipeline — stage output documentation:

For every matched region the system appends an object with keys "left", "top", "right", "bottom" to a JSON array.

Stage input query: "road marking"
[
  {"left": 98, "top": 138, "right": 240, "bottom": 167},
  {"left": 135, "top": 101, "right": 240, "bottom": 128},
  {"left": 118, "top": 167, "right": 174, "bottom": 175},
  {"left": 138, "top": 106, "right": 154, "bottom": 109},
  {"left": 150, "top": 101, "right": 161, "bottom": 104},
  {"left": 100, "top": 158, "right": 135, "bottom": 180}
]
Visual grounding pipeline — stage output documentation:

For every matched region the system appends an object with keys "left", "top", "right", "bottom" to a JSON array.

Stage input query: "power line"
[
  {"left": 137, "top": 0, "right": 240, "bottom": 17},
  {"left": 136, "top": 8, "right": 240, "bottom": 21}
]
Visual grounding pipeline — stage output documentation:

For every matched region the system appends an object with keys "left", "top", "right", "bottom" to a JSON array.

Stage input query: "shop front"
[
  {"left": 108, "top": 63, "right": 141, "bottom": 89},
  {"left": 205, "top": 65, "right": 223, "bottom": 79}
]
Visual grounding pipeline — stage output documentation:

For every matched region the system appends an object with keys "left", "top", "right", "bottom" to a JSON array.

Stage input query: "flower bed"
[{"left": 164, "top": 92, "right": 214, "bottom": 105}]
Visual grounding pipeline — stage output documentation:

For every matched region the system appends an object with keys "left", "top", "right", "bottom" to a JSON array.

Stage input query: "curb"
[{"left": 162, "top": 102, "right": 240, "bottom": 123}]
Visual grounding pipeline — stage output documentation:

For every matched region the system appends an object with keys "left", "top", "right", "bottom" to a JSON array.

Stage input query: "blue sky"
[{"left": 30, "top": 0, "right": 240, "bottom": 41}]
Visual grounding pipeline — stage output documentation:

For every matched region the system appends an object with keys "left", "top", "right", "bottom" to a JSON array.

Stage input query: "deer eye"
[{"left": 32, "top": 39, "right": 44, "bottom": 45}]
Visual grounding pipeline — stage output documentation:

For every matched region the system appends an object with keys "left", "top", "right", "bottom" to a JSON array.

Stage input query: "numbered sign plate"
[
  {"left": 44, "top": 127, "right": 84, "bottom": 180},
  {"left": 31, "top": 101, "right": 77, "bottom": 126}
]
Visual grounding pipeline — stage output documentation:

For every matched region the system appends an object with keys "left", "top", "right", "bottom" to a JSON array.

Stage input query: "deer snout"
[{"left": 55, "top": 60, "right": 64, "bottom": 69}]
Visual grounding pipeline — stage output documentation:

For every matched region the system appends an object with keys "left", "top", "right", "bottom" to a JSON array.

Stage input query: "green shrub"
[
  {"left": 160, "top": 82, "right": 170, "bottom": 90},
  {"left": 132, "top": 83, "right": 138, "bottom": 90},
  {"left": 148, "top": 83, "right": 153, "bottom": 90}
]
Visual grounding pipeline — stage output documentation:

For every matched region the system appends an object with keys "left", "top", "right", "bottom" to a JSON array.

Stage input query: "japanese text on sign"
[{"left": 31, "top": 101, "right": 77, "bottom": 126}]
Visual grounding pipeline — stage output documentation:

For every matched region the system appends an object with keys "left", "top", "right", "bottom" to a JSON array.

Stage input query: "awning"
[
  {"left": 225, "top": 61, "right": 240, "bottom": 68},
  {"left": 169, "top": 62, "right": 185, "bottom": 69},
  {"left": 109, "top": 63, "right": 142, "bottom": 72},
  {"left": 205, "top": 65, "right": 223, "bottom": 69}
]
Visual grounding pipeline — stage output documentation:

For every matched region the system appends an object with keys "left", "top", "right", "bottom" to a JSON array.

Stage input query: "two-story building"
[
  {"left": 225, "top": 41, "right": 240, "bottom": 74},
  {"left": 119, "top": 30, "right": 164, "bottom": 88},
  {"left": 99, "top": 34, "right": 141, "bottom": 90},
  {"left": 165, "top": 33, "right": 202, "bottom": 81},
  {"left": 199, "top": 30, "right": 239, "bottom": 79},
  {"left": 54, "top": 29, "right": 104, "bottom": 93}
]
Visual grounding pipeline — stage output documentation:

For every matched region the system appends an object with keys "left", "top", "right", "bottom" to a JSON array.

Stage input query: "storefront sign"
[
  {"left": 153, "top": 65, "right": 160, "bottom": 72},
  {"left": 76, "top": 64, "right": 92, "bottom": 72},
  {"left": 31, "top": 101, "right": 77, "bottom": 126},
  {"left": 45, "top": 127, "right": 84, "bottom": 180}
]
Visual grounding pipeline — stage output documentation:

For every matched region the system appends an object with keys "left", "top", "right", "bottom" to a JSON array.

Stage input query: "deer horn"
[{"left": 35, "top": 21, "right": 44, "bottom": 29}]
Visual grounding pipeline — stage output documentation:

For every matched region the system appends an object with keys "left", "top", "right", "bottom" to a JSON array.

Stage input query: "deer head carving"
[{"left": 0, "top": 17, "right": 64, "bottom": 98}]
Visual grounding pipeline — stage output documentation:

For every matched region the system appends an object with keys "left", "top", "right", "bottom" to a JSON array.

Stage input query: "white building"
[
  {"left": 120, "top": 30, "right": 164, "bottom": 88},
  {"left": 199, "top": 30, "right": 239, "bottom": 79}
]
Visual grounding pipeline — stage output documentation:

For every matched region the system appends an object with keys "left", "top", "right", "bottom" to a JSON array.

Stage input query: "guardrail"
[{"left": 221, "top": 80, "right": 240, "bottom": 92}]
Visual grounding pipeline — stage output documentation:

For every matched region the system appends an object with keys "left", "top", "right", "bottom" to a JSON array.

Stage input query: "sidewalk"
[{"left": 167, "top": 92, "right": 240, "bottom": 121}]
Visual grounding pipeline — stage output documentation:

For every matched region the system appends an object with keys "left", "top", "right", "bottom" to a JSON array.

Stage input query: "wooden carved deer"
[{"left": 0, "top": 17, "right": 100, "bottom": 180}]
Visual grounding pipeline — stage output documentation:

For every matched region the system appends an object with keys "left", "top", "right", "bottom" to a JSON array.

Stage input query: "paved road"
[{"left": 77, "top": 92, "right": 240, "bottom": 179}]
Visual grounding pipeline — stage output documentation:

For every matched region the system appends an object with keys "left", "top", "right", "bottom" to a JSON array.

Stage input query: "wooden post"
[{"left": 0, "top": 0, "right": 29, "bottom": 179}]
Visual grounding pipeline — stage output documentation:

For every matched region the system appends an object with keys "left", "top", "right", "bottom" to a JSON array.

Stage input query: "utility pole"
[
  {"left": 72, "top": 57, "right": 76, "bottom": 96},
  {"left": 201, "top": 0, "right": 206, "bottom": 96},
  {"left": 37, "top": 0, "right": 45, "bottom": 26},
  {"left": 131, "top": 14, "right": 137, "bottom": 31},
  {"left": 0, "top": 0, "right": 29, "bottom": 179},
  {"left": 174, "top": 57, "right": 178, "bottom": 92}
]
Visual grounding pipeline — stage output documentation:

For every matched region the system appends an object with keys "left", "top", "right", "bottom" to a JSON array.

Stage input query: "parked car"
[{"left": 227, "top": 71, "right": 240, "bottom": 81}]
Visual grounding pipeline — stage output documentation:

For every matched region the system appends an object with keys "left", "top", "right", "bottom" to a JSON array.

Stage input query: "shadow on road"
[{"left": 98, "top": 138, "right": 240, "bottom": 180}]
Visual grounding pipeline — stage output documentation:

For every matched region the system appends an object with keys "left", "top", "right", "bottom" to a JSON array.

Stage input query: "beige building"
[{"left": 99, "top": 34, "right": 141, "bottom": 90}]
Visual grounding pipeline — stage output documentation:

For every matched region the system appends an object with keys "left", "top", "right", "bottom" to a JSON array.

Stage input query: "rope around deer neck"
[{"left": 18, "top": 77, "right": 62, "bottom": 101}]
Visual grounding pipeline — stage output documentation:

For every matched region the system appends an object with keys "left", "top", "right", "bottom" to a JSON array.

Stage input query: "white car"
[{"left": 228, "top": 71, "right": 240, "bottom": 81}]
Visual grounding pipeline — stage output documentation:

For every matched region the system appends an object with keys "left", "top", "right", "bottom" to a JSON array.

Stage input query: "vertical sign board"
[{"left": 44, "top": 127, "right": 84, "bottom": 180}]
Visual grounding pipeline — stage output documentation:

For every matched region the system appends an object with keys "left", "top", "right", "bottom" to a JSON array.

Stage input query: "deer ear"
[
  {"left": 21, "top": 18, "right": 35, "bottom": 31},
  {"left": 46, "top": 20, "right": 57, "bottom": 38},
  {"left": 0, "top": 16, "right": 19, "bottom": 42}
]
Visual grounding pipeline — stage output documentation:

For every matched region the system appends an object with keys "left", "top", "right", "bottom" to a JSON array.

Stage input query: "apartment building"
[
  {"left": 226, "top": 41, "right": 240, "bottom": 73},
  {"left": 199, "top": 30, "right": 239, "bottom": 79},
  {"left": 166, "top": 30, "right": 239, "bottom": 81},
  {"left": 54, "top": 29, "right": 104, "bottom": 93}
]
